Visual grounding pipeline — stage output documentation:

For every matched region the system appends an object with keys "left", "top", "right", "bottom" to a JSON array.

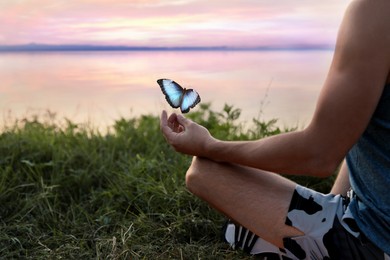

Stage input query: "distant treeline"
[{"left": 0, "top": 43, "right": 333, "bottom": 52}]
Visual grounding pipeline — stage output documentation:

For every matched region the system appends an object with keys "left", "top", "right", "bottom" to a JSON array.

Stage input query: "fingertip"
[
  {"left": 161, "top": 110, "right": 167, "bottom": 118},
  {"left": 160, "top": 110, "right": 168, "bottom": 129},
  {"left": 176, "top": 114, "right": 188, "bottom": 124},
  {"left": 168, "top": 112, "right": 178, "bottom": 122}
]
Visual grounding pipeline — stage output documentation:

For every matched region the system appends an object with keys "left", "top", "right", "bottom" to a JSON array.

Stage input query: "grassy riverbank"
[{"left": 0, "top": 104, "right": 335, "bottom": 259}]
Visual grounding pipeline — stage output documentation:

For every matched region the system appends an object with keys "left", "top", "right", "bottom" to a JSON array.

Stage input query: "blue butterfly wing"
[
  {"left": 157, "top": 79, "right": 184, "bottom": 108},
  {"left": 181, "top": 89, "right": 201, "bottom": 113}
]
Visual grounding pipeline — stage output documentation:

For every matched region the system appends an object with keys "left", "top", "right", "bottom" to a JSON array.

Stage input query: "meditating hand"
[{"left": 160, "top": 110, "right": 214, "bottom": 157}]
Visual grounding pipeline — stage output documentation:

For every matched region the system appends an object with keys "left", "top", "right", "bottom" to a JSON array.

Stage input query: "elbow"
[
  {"left": 300, "top": 126, "right": 345, "bottom": 178},
  {"left": 313, "top": 163, "right": 339, "bottom": 178},
  {"left": 306, "top": 151, "right": 342, "bottom": 178}
]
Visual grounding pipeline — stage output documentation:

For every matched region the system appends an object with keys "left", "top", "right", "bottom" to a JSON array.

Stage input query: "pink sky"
[{"left": 0, "top": 0, "right": 349, "bottom": 47}]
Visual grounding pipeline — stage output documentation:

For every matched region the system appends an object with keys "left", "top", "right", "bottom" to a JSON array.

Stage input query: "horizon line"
[{"left": 0, "top": 43, "right": 334, "bottom": 52}]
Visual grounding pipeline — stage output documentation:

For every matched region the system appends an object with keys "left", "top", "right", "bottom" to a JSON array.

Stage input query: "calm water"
[{"left": 0, "top": 50, "right": 333, "bottom": 130}]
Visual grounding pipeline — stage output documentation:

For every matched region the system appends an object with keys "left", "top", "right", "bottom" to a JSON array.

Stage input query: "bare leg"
[
  {"left": 330, "top": 160, "right": 350, "bottom": 196},
  {"left": 185, "top": 156, "right": 304, "bottom": 248}
]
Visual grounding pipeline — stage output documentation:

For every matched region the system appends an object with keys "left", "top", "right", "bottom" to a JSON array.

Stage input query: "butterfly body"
[{"left": 157, "top": 79, "right": 201, "bottom": 113}]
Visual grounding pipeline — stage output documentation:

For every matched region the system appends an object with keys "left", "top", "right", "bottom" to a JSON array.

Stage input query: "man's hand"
[{"left": 160, "top": 110, "right": 213, "bottom": 156}]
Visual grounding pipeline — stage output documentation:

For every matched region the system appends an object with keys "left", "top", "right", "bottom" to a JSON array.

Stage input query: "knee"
[{"left": 185, "top": 156, "right": 210, "bottom": 195}]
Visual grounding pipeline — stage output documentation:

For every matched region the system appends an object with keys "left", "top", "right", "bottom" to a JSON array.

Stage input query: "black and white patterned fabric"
[{"left": 223, "top": 185, "right": 389, "bottom": 260}]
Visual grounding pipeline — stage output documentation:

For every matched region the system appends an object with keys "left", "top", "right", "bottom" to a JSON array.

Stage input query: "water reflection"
[{"left": 0, "top": 50, "right": 333, "bottom": 130}]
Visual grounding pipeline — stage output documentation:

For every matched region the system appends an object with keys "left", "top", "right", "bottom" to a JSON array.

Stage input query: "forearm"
[{"left": 203, "top": 129, "right": 340, "bottom": 177}]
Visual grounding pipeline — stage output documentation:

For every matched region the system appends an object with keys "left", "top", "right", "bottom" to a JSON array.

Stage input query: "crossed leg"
[{"left": 185, "top": 156, "right": 304, "bottom": 248}]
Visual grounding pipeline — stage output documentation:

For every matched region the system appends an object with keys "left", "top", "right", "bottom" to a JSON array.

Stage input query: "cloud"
[{"left": 0, "top": 0, "right": 349, "bottom": 46}]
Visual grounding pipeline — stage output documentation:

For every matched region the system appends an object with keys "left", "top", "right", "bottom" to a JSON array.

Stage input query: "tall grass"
[{"left": 0, "top": 104, "right": 334, "bottom": 259}]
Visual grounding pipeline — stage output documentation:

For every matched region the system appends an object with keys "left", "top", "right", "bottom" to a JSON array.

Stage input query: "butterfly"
[{"left": 157, "top": 78, "right": 201, "bottom": 113}]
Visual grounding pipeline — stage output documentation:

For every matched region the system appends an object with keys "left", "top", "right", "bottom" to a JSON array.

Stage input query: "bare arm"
[
  {"left": 161, "top": 0, "right": 390, "bottom": 177},
  {"left": 330, "top": 160, "right": 350, "bottom": 196}
]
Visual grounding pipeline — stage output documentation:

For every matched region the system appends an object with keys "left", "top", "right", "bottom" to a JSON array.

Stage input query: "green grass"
[{"left": 0, "top": 104, "right": 335, "bottom": 259}]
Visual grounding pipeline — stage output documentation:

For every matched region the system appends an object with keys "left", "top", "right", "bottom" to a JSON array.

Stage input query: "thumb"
[{"left": 176, "top": 114, "right": 191, "bottom": 127}]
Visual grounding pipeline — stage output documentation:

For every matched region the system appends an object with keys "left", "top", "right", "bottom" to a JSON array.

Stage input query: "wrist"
[{"left": 201, "top": 136, "right": 220, "bottom": 159}]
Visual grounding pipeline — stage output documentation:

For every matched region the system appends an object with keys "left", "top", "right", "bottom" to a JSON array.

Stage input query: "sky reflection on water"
[{"left": 0, "top": 50, "right": 333, "bottom": 130}]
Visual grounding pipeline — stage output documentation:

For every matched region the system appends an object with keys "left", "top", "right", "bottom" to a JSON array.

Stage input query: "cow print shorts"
[{"left": 223, "top": 185, "right": 389, "bottom": 259}]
